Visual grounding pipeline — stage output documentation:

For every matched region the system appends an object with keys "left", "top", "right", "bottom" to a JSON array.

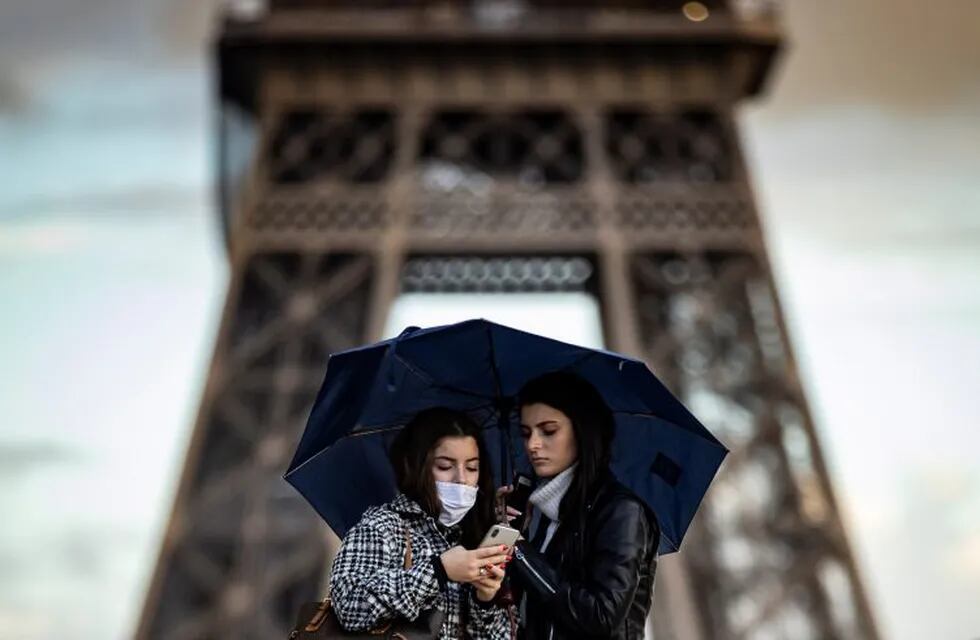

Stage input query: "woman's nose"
[
  {"left": 526, "top": 433, "right": 540, "bottom": 452},
  {"left": 452, "top": 466, "right": 465, "bottom": 483}
]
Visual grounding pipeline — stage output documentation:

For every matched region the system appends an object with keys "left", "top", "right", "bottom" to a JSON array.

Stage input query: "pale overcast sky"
[{"left": 1, "top": 1, "right": 978, "bottom": 639}]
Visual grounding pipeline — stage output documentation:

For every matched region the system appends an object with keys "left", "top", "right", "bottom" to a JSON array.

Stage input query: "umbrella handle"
[{"left": 495, "top": 397, "right": 514, "bottom": 486}]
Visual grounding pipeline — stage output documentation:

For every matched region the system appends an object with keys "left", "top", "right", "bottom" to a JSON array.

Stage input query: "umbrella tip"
[{"left": 398, "top": 326, "right": 421, "bottom": 338}]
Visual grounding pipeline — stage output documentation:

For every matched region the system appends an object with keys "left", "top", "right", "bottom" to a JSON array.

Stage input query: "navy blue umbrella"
[{"left": 284, "top": 319, "right": 727, "bottom": 554}]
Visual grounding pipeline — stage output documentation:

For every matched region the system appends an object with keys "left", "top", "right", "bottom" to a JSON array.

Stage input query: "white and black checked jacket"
[{"left": 329, "top": 494, "right": 510, "bottom": 640}]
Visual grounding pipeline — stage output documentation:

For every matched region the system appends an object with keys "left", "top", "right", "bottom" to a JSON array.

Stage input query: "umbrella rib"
[
  {"left": 560, "top": 351, "right": 724, "bottom": 446},
  {"left": 561, "top": 348, "right": 604, "bottom": 376},
  {"left": 611, "top": 410, "right": 728, "bottom": 449},
  {"left": 390, "top": 351, "right": 496, "bottom": 402},
  {"left": 485, "top": 324, "right": 505, "bottom": 400},
  {"left": 485, "top": 324, "right": 516, "bottom": 484},
  {"left": 660, "top": 528, "right": 680, "bottom": 553},
  {"left": 343, "top": 424, "right": 407, "bottom": 438},
  {"left": 283, "top": 424, "right": 403, "bottom": 479},
  {"left": 285, "top": 402, "right": 499, "bottom": 479},
  {"left": 355, "top": 401, "right": 496, "bottom": 433}
]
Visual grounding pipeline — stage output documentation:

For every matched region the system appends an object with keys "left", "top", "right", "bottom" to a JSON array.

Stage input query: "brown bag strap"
[
  {"left": 298, "top": 524, "right": 419, "bottom": 637},
  {"left": 403, "top": 525, "right": 413, "bottom": 569}
]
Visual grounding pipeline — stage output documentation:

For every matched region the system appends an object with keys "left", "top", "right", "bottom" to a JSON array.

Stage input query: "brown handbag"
[{"left": 287, "top": 528, "right": 445, "bottom": 640}]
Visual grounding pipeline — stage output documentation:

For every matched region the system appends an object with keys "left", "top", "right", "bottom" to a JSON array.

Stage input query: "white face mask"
[{"left": 435, "top": 481, "right": 478, "bottom": 527}]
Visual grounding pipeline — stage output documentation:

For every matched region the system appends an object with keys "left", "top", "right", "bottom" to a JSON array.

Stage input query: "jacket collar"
[
  {"left": 390, "top": 493, "right": 429, "bottom": 519},
  {"left": 389, "top": 493, "right": 463, "bottom": 540}
]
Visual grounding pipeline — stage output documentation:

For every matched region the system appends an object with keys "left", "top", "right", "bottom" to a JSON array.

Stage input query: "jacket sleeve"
[
  {"left": 466, "top": 589, "right": 512, "bottom": 640},
  {"left": 510, "top": 499, "right": 652, "bottom": 636},
  {"left": 328, "top": 519, "right": 442, "bottom": 631}
]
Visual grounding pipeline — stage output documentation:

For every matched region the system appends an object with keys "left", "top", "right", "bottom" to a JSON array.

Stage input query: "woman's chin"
[{"left": 532, "top": 463, "right": 554, "bottom": 477}]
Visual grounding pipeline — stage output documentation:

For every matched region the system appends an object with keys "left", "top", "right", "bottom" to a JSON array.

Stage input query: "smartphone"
[
  {"left": 479, "top": 524, "right": 522, "bottom": 550},
  {"left": 506, "top": 473, "right": 533, "bottom": 531}
]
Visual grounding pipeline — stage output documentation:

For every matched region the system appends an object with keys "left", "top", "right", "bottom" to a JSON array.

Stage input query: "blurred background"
[{"left": 1, "top": 1, "right": 978, "bottom": 639}]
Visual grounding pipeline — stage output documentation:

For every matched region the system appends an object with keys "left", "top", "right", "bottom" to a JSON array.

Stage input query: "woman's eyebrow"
[
  {"left": 519, "top": 420, "right": 559, "bottom": 429},
  {"left": 434, "top": 455, "right": 480, "bottom": 463}
]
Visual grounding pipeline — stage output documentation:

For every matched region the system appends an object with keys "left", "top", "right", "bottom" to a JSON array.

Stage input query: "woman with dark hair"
[
  {"left": 329, "top": 407, "right": 511, "bottom": 639},
  {"left": 507, "top": 372, "right": 660, "bottom": 640}
]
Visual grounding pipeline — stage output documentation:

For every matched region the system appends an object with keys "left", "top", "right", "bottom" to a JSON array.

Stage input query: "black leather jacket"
[{"left": 509, "top": 474, "right": 659, "bottom": 640}]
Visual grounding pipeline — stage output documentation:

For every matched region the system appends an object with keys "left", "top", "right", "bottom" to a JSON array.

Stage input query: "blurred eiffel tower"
[{"left": 136, "top": 1, "right": 880, "bottom": 638}]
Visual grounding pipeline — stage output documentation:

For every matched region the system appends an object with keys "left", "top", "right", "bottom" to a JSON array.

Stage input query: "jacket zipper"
[
  {"left": 513, "top": 547, "right": 557, "bottom": 596},
  {"left": 514, "top": 546, "right": 557, "bottom": 639}
]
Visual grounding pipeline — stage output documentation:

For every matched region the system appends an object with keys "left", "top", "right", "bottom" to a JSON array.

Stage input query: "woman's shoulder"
[
  {"left": 349, "top": 496, "right": 410, "bottom": 536},
  {"left": 594, "top": 478, "right": 659, "bottom": 531}
]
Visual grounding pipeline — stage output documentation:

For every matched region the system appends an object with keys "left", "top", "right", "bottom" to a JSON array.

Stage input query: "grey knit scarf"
[{"left": 528, "top": 463, "right": 577, "bottom": 550}]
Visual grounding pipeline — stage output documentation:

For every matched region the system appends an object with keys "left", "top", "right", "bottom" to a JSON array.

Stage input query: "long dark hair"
[
  {"left": 388, "top": 407, "right": 495, "bottom": 548},
  {"left": 518, "top": 371, "right": 615, "bottom": 524}
]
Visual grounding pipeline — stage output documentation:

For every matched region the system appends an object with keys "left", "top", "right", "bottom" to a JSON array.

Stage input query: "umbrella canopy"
[{"left": 285, "top": 318, "right": 727, "bottom": 554}]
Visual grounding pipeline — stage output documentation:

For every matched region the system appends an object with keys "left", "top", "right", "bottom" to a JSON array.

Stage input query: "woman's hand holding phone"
[
  {"left": 439, "top": 545, "right": 510, "bottom": 583},
  {"left": 466, "top": 524, "right": 519, "bottom": 600},
  {"left": 440, "top": 524, "right": 520, "bottom": 601}
]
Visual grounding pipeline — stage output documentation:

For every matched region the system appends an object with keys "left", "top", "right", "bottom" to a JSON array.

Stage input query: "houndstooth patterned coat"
[{"left": 329, "top": 493, "right": 510, "bottom": 640}]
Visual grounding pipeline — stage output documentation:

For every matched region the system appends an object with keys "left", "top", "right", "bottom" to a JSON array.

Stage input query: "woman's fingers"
[
  {"left": 470, "top": 557, "right": 508, "bottom": 574},
  {"left": 474, "top": 545, "right": 510, "bottom": 559},
  {"left": 473, "top": 554, "right": 509, "bottom": 568},
  {"left": 472, "top": 565, "right": 506, "bottom": 587},
  {"left": 467, "top": 546, "right": 508, "bottom": 593},
  {"left": 468, "top": 546, "right": 509, "bottom": 579},
  {"left": 484, "top": 564, "right": 506, "bottom": 579},
  {"left": 474, "top": 563, "right": 507, "bottom": 578},
  {"left": 473, "top": 577, "right": 503, "bottom": 590}
]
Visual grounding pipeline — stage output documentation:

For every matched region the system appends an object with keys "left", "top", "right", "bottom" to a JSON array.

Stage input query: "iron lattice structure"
[{"left": 137, "top": 2, "right": 880, "bottom": 638}]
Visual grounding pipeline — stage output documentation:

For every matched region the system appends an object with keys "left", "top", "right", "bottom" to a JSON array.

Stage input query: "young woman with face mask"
[
  {"left": 506, "top": 372, "right": 661, "bottom": 640},
  {"left": 329, "top": 407, "right": 511, "bottom": 639}
]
